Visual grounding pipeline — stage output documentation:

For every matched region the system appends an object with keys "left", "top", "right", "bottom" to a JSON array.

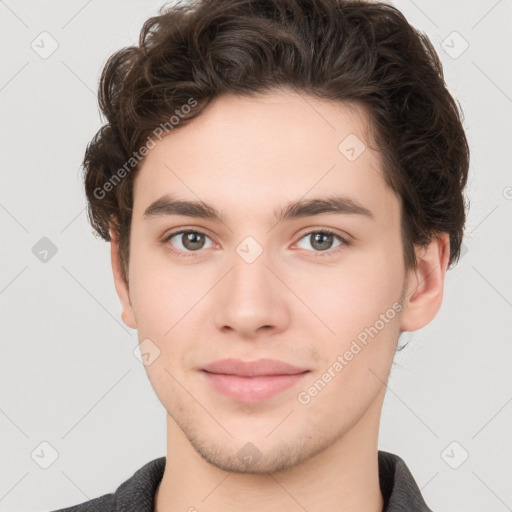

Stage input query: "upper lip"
[{"left": 202, "top": 358, "right": 309, "bottom": 377}]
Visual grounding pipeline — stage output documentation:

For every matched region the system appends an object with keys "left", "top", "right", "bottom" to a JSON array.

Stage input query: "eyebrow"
[{"left": 142, "top": 194, "right": 374, "bottom": 223}]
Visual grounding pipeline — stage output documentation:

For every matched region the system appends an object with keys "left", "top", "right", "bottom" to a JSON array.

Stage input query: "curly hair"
[{"left": 83, "top": 0, "right": 470, "bottom": 282}]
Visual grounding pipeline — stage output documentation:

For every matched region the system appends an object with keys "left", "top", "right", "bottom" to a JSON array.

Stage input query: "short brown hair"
[{"left": 83, "top": 0, "right": 469, "bottom": 281}]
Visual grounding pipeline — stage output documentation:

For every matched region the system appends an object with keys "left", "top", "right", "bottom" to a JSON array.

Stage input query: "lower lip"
[{"left": 202, "top": 371, "right": 309, "bottom": 403}]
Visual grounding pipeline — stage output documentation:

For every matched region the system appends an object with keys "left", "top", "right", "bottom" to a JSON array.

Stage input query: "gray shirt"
[{"left": 51, "top": 451, "right": 433, "bottom": 511}]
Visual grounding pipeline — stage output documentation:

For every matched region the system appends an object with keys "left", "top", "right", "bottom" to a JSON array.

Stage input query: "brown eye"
[
  {"left": 311, "top": 232, "right": 335, "bottom": 251},
  {"left": 165, "top": 230, "right": 213, "bottom": 254},
  {"left": 295, "top": 230, "right": 346, "bottom": 256}
]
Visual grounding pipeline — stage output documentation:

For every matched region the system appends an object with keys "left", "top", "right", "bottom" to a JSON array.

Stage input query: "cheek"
[
  {"left": 296, "top": 268, "right": 402, "bottom": 418},
  {"left": 295, "top": 248, "right": 404, "bottom": 342},
  {"left": 127, "top": 245, "right": 186, "bottom": 337},
  {"left": 127, "top": 246, "right": 217, "bottom": 359},
  {"left": 293, "top": 250, "right": 404, "bottom": 403}
]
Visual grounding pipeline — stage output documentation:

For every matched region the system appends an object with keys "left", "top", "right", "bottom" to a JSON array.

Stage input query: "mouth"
[{"left": 200, "top": 358, "right": 310, "bottom": 404}]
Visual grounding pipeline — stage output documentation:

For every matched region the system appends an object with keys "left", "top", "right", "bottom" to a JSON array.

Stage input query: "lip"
[
  {"left": 202, "top": 358, "right": 308, "bottom": 377},
  {"left": 201, "top": 358, "right": 310, "bottom": 403}
]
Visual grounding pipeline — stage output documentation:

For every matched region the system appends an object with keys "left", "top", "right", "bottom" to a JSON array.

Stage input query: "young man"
[{"left": 54, "top": 0, "right": 469, "bottom": 510}]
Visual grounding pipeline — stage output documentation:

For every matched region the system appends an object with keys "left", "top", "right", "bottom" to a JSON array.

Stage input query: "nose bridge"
[
  {"left": 213, "top": 234, "right": 289, "bottom": 335},
  {"left": 229, "top": 235, "right": 275, "bottom": 306}
]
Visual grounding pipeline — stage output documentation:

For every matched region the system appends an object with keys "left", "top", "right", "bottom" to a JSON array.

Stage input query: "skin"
[{"left": 110, "top": 88, "right": 450, "bottom": 512}]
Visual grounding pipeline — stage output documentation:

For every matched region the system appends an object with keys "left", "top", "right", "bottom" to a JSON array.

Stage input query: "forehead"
[{"left": 132, "top": 89, "right": 398, "bottom": 226}]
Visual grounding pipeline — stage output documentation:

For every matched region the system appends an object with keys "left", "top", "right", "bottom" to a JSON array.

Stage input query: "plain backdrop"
[{"left": 1, "top": 1, "right": 511, "bottom": 511}]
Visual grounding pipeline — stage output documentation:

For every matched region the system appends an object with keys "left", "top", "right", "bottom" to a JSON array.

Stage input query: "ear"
[
  {"left": 400, "top": 232, "right": 450, "bottom": 332},
  {"left": 110, "top": 227, "right": 137, "bottom": 330}
]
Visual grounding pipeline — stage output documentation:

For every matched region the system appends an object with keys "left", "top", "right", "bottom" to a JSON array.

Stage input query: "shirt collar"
[
  {"left": 109, "top": 451, "right": 433, "bottom": 511},
  {"left": 378, "top": 451, "right": 433, "bottom": 511}
]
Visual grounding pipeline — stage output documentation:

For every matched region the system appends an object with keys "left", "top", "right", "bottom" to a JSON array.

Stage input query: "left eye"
[{"left": 295, "top": 230, "right": 344, "bottom": 253}]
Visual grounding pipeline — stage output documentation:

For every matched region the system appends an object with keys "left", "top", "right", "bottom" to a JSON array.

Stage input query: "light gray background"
[{"left": 1, "top": 1, "right": 511, "bottom": 511}]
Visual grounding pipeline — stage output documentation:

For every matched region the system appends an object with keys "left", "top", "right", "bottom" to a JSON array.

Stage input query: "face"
[{"left": 114, "top": 89, "right": 424, "bottom": 474}]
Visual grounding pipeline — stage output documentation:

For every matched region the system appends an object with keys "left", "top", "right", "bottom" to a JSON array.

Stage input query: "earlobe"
[
  {"left": 400, "top": 233, "right": 450, "bottom": 332},
  {"left": 110, "top": 228, "right": 137, "bottom": 330}
]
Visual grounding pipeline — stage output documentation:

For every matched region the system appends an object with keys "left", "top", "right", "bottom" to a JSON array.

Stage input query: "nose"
[{"left": 213, "top": 248, "right": 290, "bottom": 339}]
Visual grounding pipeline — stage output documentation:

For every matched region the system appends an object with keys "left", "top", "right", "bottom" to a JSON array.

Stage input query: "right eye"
[{"left": 164, "top": 230, "right": 215, "bottom": 257}]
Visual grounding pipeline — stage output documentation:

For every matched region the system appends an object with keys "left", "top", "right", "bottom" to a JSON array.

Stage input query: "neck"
[{"left": 155, "top": 391, "right": 385, "bottom": 512}]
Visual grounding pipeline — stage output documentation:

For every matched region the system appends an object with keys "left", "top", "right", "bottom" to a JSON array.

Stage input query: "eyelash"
[{"left": 162, "top": 228, "right": 349, "bottom": 259}]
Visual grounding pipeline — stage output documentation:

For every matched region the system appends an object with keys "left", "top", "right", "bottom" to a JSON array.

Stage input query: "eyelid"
[
  {"left": 162, "top": 228, "right": 217, "bottom": 254},
  {"left": 162, "top": 226, "right": 216, "bottom": 242},
  {"left": 294, "top": 226, "right": 352, "bottom": 244}
]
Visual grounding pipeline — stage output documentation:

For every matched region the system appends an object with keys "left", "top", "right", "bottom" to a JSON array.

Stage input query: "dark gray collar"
[
  {"left": 378, "top": 451, "right": 433, "bottom": 511},
  {"left": 114, "top": 451, "right": 433, "bottom": 511},
  {"left": 55, "top": 451, "right": 433, "bottom": 511}
]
